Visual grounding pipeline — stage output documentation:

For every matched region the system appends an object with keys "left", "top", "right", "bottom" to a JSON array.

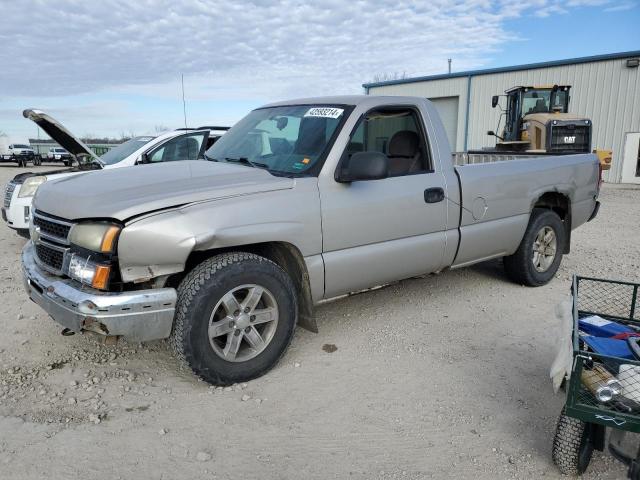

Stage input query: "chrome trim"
[
  {"left": 4, "top": 182, "right": 16, "bottom": 208},
  {"left": 33, "top": 238, "right": 70, "bottom": 275},
  {"left": 22, "top": 242, "right": 177, "bottom": 342},
  {"left": 33, "top": 210, "right": 73, "bottom": 245}
]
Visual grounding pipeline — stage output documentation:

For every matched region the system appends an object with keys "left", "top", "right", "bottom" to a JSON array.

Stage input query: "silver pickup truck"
[{"left": 22, "top": 95, "right": 601, "bottom": 385}]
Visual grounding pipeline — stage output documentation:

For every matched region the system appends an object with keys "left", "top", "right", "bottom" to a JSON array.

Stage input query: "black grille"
[
  {"left": 35, "top": 243, "right": 64, "bottom": 271},
  {"left": 34, "top": 214, "right": 71, "bottom": 240},
  {"left": 4, "top": 182, "right": 16, "bottom": 208},
  {"left": 549, "top": 124, "right": 591, "bottom": 153}
]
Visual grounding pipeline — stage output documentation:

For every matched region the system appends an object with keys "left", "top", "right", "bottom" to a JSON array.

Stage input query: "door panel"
[
  {"left": 319, "top": 106, "right": 449, "bottom": 299},
  {"left": 321, "top": 173, "right": 447, "bottom": 298}
]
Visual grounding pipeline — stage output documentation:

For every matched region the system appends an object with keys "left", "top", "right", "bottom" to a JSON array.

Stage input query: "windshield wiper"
[{"left": 223, "top": 157, "right": 270, "bottom": 169}]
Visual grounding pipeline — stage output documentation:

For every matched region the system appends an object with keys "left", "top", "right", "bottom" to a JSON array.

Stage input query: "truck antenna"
[{"left": 181, "top": 74, "right": 188, "bottom": 129}]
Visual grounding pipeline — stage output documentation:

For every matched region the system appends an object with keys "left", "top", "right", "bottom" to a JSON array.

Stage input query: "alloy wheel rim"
[
  {"left": 208, "top": 284, "right": 279, "bottom": 362},
  {"left": 532, "top": 226, "right": 557, "bottom": 273}
]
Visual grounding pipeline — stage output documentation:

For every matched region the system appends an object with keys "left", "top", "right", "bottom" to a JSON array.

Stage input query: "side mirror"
[
  {"left": 491, "top": 95, "right": 499, "bottom": 108},
  {"left": 336, "top": 151, "right": 388, "bottom": 183},
  {"left": 139, "top": 153, "right": 150, "bottom": 164},
  {"left": 487, "top": 130, "right": 496, "bottom": 136}
]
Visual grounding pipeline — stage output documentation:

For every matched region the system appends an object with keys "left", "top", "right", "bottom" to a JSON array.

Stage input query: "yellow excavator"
[{"left": 487, "top": 85, "right": 611, "bottom": 170}]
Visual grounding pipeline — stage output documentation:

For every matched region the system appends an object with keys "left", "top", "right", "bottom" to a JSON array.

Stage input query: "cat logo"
[{"left": 563, "top": 136, "right": 576, "bottom": 144}]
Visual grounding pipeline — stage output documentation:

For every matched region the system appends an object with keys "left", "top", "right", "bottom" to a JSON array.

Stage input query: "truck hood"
[
  {"left": 11, "top": 163, "right": 101, "bottom": 184},
  {"left": 23, "top": 109, "right": 100, "bottom": 161},
  {"left": 34, "top": 160, "right": 294, "bottom": 221}
]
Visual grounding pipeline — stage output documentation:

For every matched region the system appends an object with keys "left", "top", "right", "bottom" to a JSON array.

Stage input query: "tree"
[{"left": 370, "top": 71, "right": 408, "bottom": 83}]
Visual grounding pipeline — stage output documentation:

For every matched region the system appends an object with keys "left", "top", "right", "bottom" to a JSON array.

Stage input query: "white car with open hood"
[{"left": 2, "top": 109, "right": 228, "bottom": 237}]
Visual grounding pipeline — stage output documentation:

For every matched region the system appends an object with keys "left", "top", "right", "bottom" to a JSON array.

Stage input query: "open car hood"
[{"left": 22, "top": 109, "right": 99, "bottom": 161}]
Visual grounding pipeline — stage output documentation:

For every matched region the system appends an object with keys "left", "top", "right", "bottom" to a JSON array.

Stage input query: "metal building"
[
  {"left": 364, "top": 51, "right": 640, "bottom": 183},
  {"left": 29, "top": 138, "right": 123, "bottom": 157}
]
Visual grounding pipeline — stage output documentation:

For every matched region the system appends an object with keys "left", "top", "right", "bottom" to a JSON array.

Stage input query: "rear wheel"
[
  {"left": 170, "top": 252, "right": 297, "bottom": 385},
  {"left": 552, "top": 409, "right": 595, "bottom": 475},
  {"left": 504, "top": 208, "right": 565, "bottom": 286}
]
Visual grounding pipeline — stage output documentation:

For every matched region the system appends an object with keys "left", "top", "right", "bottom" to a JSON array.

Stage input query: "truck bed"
[{"left": 451, "top": 152, "right": 600, "bottom": 267}]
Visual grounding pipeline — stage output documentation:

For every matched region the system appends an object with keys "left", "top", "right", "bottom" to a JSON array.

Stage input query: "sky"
[{"left": 0, "top": 0, "right": 638, "bottom": 142}]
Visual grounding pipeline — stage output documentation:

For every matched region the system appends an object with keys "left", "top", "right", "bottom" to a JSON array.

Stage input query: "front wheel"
[
  {"left": 552, "top": 409, "right": 595, "bottom": 475},
  {"left": 504, "top": 208, "right": 565, "bottom": 286},
  {"left": 170, "top": 252, "right": 298, "bottom": 385}
]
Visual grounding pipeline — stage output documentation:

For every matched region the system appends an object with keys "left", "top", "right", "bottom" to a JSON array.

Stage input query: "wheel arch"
[
  {"left": 169, "top": 241, "right": 318, "bottom": 333},
  {"left": 533, "top": 191, "right": 572, "bottom": 254}
]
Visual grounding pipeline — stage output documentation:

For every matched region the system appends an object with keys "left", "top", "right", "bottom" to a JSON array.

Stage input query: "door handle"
[{"left": 424, "top": 187, "right": 445, "bottom": 204}]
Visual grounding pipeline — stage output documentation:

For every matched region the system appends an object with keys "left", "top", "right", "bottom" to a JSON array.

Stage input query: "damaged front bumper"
[{"left": 22, "top": 242, "right": 176, "bottom": 342}]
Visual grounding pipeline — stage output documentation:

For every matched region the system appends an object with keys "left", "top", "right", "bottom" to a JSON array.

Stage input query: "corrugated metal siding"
[
  {"left": 368, "top": 76, "right": 468, "bottom": 151},
  {"left": 369, "top": 57, "right": 640, "bottom": 182}
]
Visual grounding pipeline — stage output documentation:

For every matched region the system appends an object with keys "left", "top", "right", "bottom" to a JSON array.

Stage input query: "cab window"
[
  {"left": 343, "top": 108, "right": 430, "bottom": 177},
  {"left": 148, "top": 132, "right": 207, "bottom": 163}
]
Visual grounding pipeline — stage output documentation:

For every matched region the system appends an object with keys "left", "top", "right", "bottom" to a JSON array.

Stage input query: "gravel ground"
[{"left": 0, "top": 164, "right": 639, "bottom": 479}]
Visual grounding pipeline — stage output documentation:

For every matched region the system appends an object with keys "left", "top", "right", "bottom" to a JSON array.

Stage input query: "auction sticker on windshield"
[{"left": 304, "top": 107, "right": 344, "bottom": 119}]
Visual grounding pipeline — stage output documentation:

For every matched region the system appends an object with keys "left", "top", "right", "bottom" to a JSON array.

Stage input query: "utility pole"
[
  {"left": 448, "top": 59, "right": 452, "bottom": 74},
  {"left": 181, "top": 74, "right": 187, "bottom": 129}
]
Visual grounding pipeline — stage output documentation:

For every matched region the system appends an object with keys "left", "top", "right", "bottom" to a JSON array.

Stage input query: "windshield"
[
  {"left": 13, "top": 144, "right": 30, "bottom": 149},
  {"left": 54, "top": 148, "right": 67, "bottom": 153},
  {"left": 522, "top": 89, "right": 569, "bottom": 115},
  {"left": 205, "top": 105, "right": 346, "bottom": 175},
  {"left": 99, "top": 136, "right": 156, "bottom": 165}
]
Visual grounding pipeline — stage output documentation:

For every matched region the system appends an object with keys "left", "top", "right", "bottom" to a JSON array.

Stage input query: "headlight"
[
  {"left": 69, "top": 223, "right": 121, "bottom": 253},
  {"left": 68, "top": 254, "right": 111, "bottom": 290},
  {"left": 18, "top": 176, "right": 46, "bottom": 198}
]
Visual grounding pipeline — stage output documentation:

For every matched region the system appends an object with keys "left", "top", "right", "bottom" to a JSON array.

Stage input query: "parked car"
[
  {"left": 22, "top": 95, "right": 601, "bottom": 385},
  {"left": 46, "top": 147, "right": 73, "bottom": 166},
  {"left": 0, "top": 138, "right": 37, "bottom": 167},
  {"left": 3, "top": 109, "right": 227, "bottom": 237}
]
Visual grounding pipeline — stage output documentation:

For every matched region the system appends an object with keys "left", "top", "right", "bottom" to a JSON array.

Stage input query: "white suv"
[{"left": 3, "top": 109, "right": 227, "bottom": 237}]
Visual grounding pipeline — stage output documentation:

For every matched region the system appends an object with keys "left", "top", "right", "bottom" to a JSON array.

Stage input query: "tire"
[
  {"left": 170, "top": 252, "right": 298, "bottom": 385},
  {"left": 503, "top": 208, "right": 565, "bottom": 286},
  {"left": 63, "top": 160, "right": 70, "bottom": 167},
  {"left": 552, "top": 409, "right": 595, "bottom": 475}
]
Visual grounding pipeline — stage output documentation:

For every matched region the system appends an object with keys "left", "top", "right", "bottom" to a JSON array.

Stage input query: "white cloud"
[
  {"left": 604, "top": 1, "right": 636, "bottom": 11},
  {"left": 0, "top": 0, "right": 623, "bottom": 100},
  {"left": 0, "top": 0, "right": 629, "bottom": 139}
]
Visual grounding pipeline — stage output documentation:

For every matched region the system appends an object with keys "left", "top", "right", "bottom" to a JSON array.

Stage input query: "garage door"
[
  {"left": 429, "top": 96, "right": 459, "bottom": 150},
  {"left": 621, "top": 132, "right": 640, "bottom": 184}
]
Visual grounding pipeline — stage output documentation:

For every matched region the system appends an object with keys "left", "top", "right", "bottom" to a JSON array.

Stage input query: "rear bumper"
[{"left": 22, "top": 242, "right": 177, "bottom": 342}]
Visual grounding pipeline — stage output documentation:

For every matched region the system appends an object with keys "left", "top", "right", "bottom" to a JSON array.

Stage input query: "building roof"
[{"left": 363, "top": 50, "right": 640, "bottom": 89}]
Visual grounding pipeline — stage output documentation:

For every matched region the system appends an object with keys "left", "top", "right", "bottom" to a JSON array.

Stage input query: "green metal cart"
[{"left": 553, "top": 275, "right": 640, "bottom": 477}]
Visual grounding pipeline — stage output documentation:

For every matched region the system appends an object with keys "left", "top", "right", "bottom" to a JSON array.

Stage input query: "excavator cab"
[{"left": 505, "top": 86, "right": 570, "bottom": 140}]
